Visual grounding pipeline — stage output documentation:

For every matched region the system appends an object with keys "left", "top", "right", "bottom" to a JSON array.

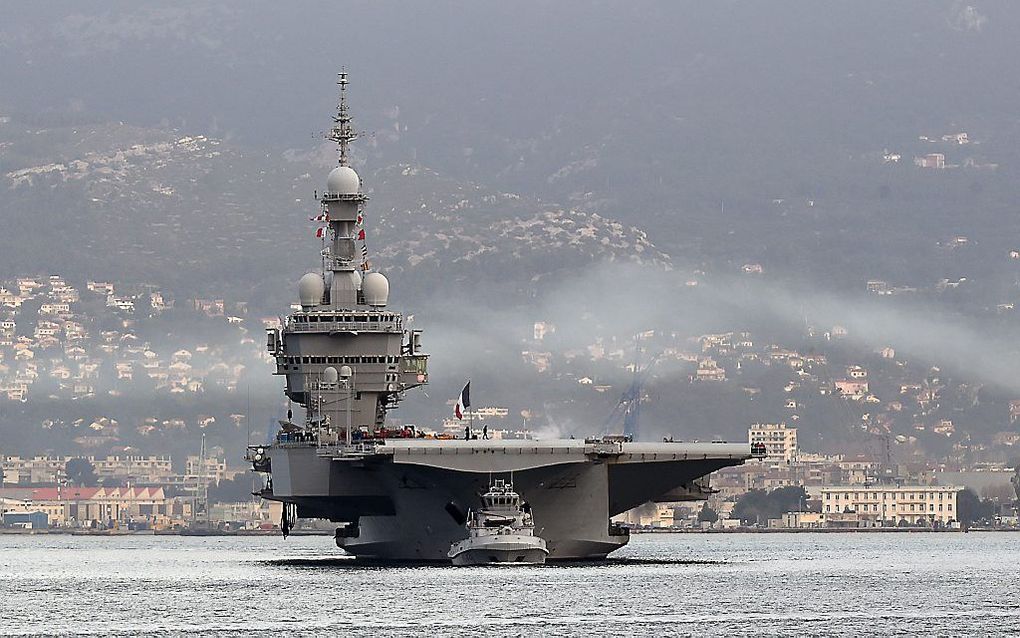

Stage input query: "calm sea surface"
[{"left": 1, "top": 532, "right": 1018, "bottom": 636}]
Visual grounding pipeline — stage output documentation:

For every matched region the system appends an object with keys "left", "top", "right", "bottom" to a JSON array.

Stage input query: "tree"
[
  {"left": 99, "top": 476, "right": 124, "bottom": 488},
  {"left": 64, "top": 458, "right": 97, "bottom": 487},
  {"left": 769, "top": 486, "right": 808, "bottom": 514},
  {"left": 957, "top": 488, "right": 995, "bottom": 528},
  {"left": 697, "top": 502, "right": 719, "bottom": 524},
  {"left": 731, "top": 486, "right": 808, "bottom": 525},
  {"left": 731, "top": 489, "right": 769, "bottom": 525}
]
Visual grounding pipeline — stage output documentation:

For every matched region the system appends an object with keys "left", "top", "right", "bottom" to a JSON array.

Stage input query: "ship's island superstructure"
[{"left": 248, "top": 73, "right": 753, "bottom": 561}]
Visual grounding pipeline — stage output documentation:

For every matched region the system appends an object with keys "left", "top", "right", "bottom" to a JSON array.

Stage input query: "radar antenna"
[{"left": 327, "top": 68, "right": 359, "bottom": 167}]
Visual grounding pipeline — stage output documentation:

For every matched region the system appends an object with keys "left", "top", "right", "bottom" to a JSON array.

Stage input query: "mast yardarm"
[{"left": 327, "top": 70, "right": 358, "bottom": 167}]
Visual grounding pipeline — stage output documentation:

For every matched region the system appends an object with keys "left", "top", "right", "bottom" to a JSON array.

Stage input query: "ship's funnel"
[
  {"left": 298, "top": 273, "right": 325, "bottom": 309},
  {"left": 362, "top": 272, "right": 389, "bottom": 307}
]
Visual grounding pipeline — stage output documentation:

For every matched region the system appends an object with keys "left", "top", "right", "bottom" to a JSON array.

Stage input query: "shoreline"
[
  {"left": 0, "top": 528, "right": 331, "bottom": 536},
  {"left": 2, "top": 527, "right": 1017, "bottom": 536},
  {"left": 631, "top": 527, "right": 1015, "bottom": 534}
]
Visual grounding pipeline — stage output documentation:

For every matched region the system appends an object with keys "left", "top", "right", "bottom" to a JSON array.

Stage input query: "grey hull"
[{"left": 266, "top": 439, "right": 750, "bottom": 561}]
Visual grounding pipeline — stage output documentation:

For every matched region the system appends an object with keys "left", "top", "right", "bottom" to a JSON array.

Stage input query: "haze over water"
[{"left": 2, "top": 533, "right": 1018, "bottom": 636}]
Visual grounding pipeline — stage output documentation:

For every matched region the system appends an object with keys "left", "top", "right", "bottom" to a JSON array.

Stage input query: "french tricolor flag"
[{"left": 454, "top": 381, "right": 471, "bottom": 419}]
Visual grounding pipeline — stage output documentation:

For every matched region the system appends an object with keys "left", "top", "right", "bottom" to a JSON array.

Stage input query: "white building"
[
  {"left": 185, "top": 455, "right": 230, "bottom": 483},
  {"left": 749, "top": 423, "right": 798, "bottom": 466},
  {"left": 818, "top": 485, "right": 960, "bottom": 526},
  {"left": 92, "top": 456, "right": 174, "bottom": 484},
  {"left": 533, "top": 322, "right": 554, "bottom": 341}
]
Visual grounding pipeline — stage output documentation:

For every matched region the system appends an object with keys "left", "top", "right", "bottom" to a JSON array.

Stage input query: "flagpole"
[{"left": 456, "top": 380, "right": 471, "bottom": 439}]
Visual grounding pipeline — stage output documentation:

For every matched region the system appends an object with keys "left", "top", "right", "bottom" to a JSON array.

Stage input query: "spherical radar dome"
[
  {"left": 322, "top": 366, "right": 339, "bottom": 385},
  {"left": 326, "top": 166, "right": 361, "bottom": 195},
  {"left": 298, "top": 272, "right": 325, "bottom": 308},
  {"left": 362, "top": 272, "right": 390, "bottom": 307}
]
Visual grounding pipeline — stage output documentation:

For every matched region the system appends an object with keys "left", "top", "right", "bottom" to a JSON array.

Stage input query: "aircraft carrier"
[{"left": 248, "top": 73, "right": 754, "bottom": 561}]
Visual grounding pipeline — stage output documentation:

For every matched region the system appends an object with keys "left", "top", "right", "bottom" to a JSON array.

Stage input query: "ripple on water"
[{"left": 1, "top": 533, "right": 1019, "bottom": 636}]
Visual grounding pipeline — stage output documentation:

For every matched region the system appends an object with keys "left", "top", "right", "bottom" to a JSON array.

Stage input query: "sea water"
[{"left": 1, "top": 532, "right": 1018, "bottom": 636}]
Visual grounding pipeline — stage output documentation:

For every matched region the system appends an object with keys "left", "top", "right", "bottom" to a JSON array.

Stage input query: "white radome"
[
  {"left": 298, "top": 272, "right": 325, "bottom": 308},
  {"left": 362, "top": 272, "right": 390, "bottom": 307},
  {"left": 327, "top": 165, "right": 360, "bottom": 195},
  {"left": 322, "top": 366, "right": 339, "bottom": 385}
]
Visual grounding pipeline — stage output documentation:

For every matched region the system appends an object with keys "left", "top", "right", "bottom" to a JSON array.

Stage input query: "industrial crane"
[{"left": 604, "top": 337, "right": 661, "bottom": 441}]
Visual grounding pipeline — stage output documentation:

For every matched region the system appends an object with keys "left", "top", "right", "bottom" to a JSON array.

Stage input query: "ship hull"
[
  {"left": 263, "top": 439, "right": 750, "bottom": 561},
  {"left": 336, "top": 463, "right": 627, "bottom": 561},
  {"left": 449, "top": 535, "right": 548, "bottom": 566}
]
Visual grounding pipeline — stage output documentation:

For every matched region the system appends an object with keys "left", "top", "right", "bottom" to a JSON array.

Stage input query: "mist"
[{"left": 406, "top": 260, "right": 1020, "bottom": 437}]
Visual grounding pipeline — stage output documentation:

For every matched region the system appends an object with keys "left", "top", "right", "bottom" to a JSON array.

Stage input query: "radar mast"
[{"left": 328, "top": 69, "right": 358, "bottom": 167}]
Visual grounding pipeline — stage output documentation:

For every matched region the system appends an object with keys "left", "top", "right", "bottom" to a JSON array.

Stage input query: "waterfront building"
[
  {"left": 838, "top": 456, "right": 880, "bottom": 485},
  {"left": 1, "top": 510, "right": 49, "bottom": 528},
  {"left": 816, "top": 485, "right": 961, "bottom": 526},
  {"left": 0, "top": 486, "right": 169, "bottom": 527},
  {"left": 613, "top": 503, "right": 677, "bottom": 528},
  {"left": 780, "top": 511, "right": 824, "bottom": 528},
  {"left": 93, "top": 456, "right": 174, "bottom": 484},
  {"left": 2, "top": 454, "right": 177, "bottom": 486},
  {"left": 185, "top": 455, "right": 231, "bottom": 483},
  {"left": 748, "top": 423, "right": 798, "bottom": 466},
  {"left": 209, "top": 500, "right": 279, "bottom": 528},
  {"left": 1, "top": 456, "right": 66, "bottom": 484}
]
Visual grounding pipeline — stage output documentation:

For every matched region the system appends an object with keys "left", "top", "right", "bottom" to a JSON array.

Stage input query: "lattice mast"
[{"left": 327, "top": 69, "right": 359, "bottom": 168}]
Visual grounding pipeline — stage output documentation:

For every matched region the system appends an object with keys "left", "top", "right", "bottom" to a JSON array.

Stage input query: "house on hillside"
[{"left": 835, "top": 379, "right": 869, "bottom": 400}]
